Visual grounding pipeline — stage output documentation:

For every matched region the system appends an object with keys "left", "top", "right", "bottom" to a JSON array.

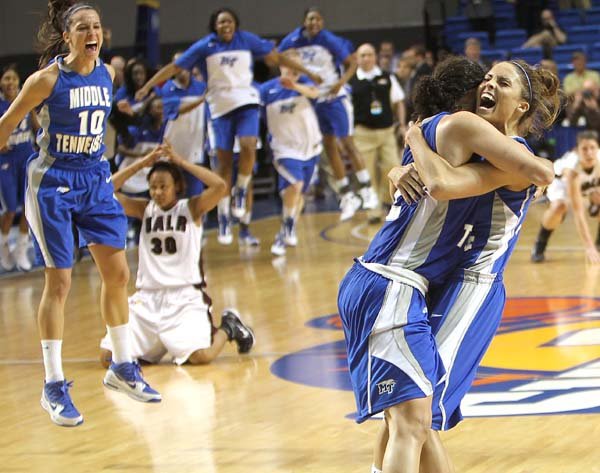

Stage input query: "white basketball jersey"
[{"left": 137, "top": 199, "right": 203, "bottom": 290}]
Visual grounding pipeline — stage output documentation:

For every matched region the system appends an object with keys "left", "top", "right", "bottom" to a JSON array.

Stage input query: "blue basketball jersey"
[
  {"left": 37, "top": 56, "right": 112, "bottom": 167},
  {"left": 360, "top": 112, "right": 481, "bottom": 287},
  {"left": 459, "top": 136, "right": 536, "bottom": 274},
  {"left": 0, "top": 99, "right": 35, "bottom": 160}
]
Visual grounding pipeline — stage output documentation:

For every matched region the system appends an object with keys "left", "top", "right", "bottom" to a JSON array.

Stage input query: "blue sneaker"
[
  {"left": 282, "top": 217, "right": 297, "bottom": 246},
  {"left": 217, "top": 215, "right": 233, "bottom": 245},
  {"left": 232, "top": 186, "right": 247, "bottom": 219},
  {"left": 103, "top": 362, "right": 162, "bottom": 403},
  {"left": 41, "top": 380, "right": 84, "bottom": 427},
  {"left": 239, "top": 227, "right": 260, "bottom": 247}
]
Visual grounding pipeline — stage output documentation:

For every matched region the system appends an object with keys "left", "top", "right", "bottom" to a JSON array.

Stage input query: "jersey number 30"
[{"left": 150, "top": 237, "right": 177, "bottom": 255}]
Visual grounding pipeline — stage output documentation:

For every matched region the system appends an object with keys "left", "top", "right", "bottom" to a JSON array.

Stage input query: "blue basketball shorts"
[
  {"left": 338, "top": 262, "right": 445, "bottom": 424},
  {"left": 182, "top": 165, "right": 205, "bottom": 198},
  {"left": 0, "top": 150, "right": 30, "bottom": 212},
  {"left": 211, "top": 105, "right": 260, "bottom": 151},
  {"left": 314, "top": 97, "right": 353, "bottom": 138},
  {"left": 274, "top": 156, "right": 320, "bottom": 194},
  {"left": 429, "top": 270, "right": 506, "bottom": 431},
  {"left": 25, "top": 154, "right": 127, "bottom": 269}
]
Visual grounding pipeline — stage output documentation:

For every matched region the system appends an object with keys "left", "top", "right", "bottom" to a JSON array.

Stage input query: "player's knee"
[
  {"left": 104, "top": 265, "right": 130, "bottom": 288},
  {"left": 187, "top": 349, "right": 214, "bottom": 365},
  {"left": 553, "top": 200, "right": 568, "bottom": 215},
  {"left": 46, "top": 272, "right": 72, "bottom": 301},
  {"left": 386, "top": 402, "right": 431, "bottom": 442},
  {"left": 238, "top": 137, "right": 257, "bottom": 152}
]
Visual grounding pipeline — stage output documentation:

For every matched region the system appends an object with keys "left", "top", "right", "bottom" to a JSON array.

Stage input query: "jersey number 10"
[{"left": 78, "top": 110, "right": 105, "bottom": 135}]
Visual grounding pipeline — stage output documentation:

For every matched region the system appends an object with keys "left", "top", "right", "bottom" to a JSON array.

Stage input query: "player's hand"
[
  {"left": 280, "top": 77, "right": 296, "bottom": 90},
  {"left": 117, "top": 99, "right": 134, "bottom": 116},
  {"left": 160, "top": 139, "right": 184, "bottom": 166},
  {"left": 404, "top": 123, "right": 425, "bottom": 149},
  {"left": 585, "top": 246, "right": 600, "bottom": 264},
  {"left": 388, "top": 164, "right": 425, "bottom": 204},
  {"left": 135, "top": 85, "right": 151, "bottom": 102},
  {"left": 141, "top": 146, "right": 163, "bottom": 167},
  {"left": 308, "top": 72, "right": 323, "bottom": 85}
]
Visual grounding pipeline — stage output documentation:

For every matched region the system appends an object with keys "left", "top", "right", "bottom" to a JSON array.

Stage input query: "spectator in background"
[
  {"left": 350, "top": 43, "right": 405, "bottom": 223},
  {"left": 464, "top": 37, "right": 490, "bottom": 71},
  {"left": 564, "top": 52, "right": 600, "bottom": 97},
  {"left": 110, "top": 55, "right": 126, "bottom": 91},
  {"left": 378, "top": 41, "right": 398, "bottom": 73},
  {"left": 567, "top": 79, "right": 600, "bottom": 130},
  {"left": 403, "top": 45, "right": 433, "bottom": 121},
  {"left": 522, "top": 9, "right": 567, "bottom": 56},
  {"left": 540, "top": 58, "right": 559, "bottom": 77},
  {"left": 510, "top": 0, "right": 547, "bottom": 37},
  {"left": 394, "top": 57, "right": 414, "bottom": 93}
]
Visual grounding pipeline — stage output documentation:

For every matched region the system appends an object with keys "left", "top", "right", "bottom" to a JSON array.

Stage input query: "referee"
[{"left": 349, "top": 43, "right": 406, "bottom": 223}]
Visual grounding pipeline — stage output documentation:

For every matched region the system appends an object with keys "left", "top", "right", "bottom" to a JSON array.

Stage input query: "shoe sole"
[
  {"left": 217, "top": 237, "right": 233, "bottom": 245},
  {"left": 238, "top": 325, "right": 256, "bottom": 354},
  {"left": 40, "top": 394, "right": 83, "bottom": 427},
  {"left": 103, "top": 371, "right": 162, "bottom": 403}
]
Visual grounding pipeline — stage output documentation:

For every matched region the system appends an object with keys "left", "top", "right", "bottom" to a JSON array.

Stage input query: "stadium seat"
[
  {"left": 480, "top": 49, "right": 508, "bottom": 64},
  {"left": 495, "top": 14, "right": 518, "bottom": 30},
  {"left": 557, "top": 63, "right": 574, "bottom": 80},
  {"left": 557, "top": 10, "right": 585, "bottom": 28},
  {"left": 494, "top": 29, "right": 527, "bottom": 50},
  {"left": 552, "top": 44, "right": 588, "bottom": 63},
  {"left": 510, "top": 47, "right": 544, "bottom": 64},
  {"left": 565, "top": 25, "right": 600, "bottom": 45}
]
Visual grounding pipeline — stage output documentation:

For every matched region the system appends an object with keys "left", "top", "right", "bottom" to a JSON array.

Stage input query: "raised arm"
[
  {"left": 405, "top": 125, "right": 517, "bottom": 200},
  {"left": 280, "top": 77, "right": 320, "bottom": 99},
  {"left": 440, "top": 111, "right": 554, "bottom": 186},
  {"left": 565, "top": 170, "right": 600, "bottom": 263},
  {"left": 0, "top": 67, "right": 56, "bottom": 149},
  {"left": 265, "top": 50, "right": 323, "bottom": 85},
  {"left": 161, "top": 140, "right": 227, "bottom": 222},
  {"left": 135, "top": 62, "right": 180, "bottom": 102},
  {"left": 111, "top": 147, "right": 162, "bottom": 219},
  {"left": 177, "top": 96, "right": 205, "bottom": 116},
  {"left": 328, "top": 54, "right": 358, "bottom": 96}
]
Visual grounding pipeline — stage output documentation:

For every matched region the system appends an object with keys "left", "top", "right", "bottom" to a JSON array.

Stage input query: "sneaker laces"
[{"left": 47, "top": 380, "right": 75, "bottom": 405}]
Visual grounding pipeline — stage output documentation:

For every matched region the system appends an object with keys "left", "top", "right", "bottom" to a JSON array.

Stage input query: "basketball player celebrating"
[
  {"left": 259, "top": 49, "right": 323, "bottom": 256},
  {"left": 136, "top": 8, "right": 321, "bottom": 221},
  {"left": 279, "top": 7, "right": 379, "bottom": 221},
  {"left": 0, "top": 1, "right": 160, "bottom": 427},
  {"left": 99, "top": 141, "right": 255, "bottom": 367},
  {"left": 370, "top": 60, "right": 561, "bottom": 472},
  {"left": 338, "top": 57, "right": 558, "bottom": 473},
  {"left": 0, "top": 65, "right": 38, "bottom": 271},
  {"left": 531, "top": 130, "right": 600, "bottom": 264}
]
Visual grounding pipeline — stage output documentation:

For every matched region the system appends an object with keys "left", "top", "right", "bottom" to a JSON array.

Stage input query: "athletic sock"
[
  {"left": 371, "top": 465, "right": 383, "bottom": 473},
  {"left": 41, "top": 340, "right": 64, "bottom": 382},
  {"left": 240, "top": 211, "right": 252, "bottom": 226},
  {"left": 535, "top": 225, "right": 553, "bottom": 252},
  {"left": 217, "top": 196, "right": 231, "bottom": 218},
  {"left": 355, "top": 169, "right": 371, "bottom": 187},
  {"left": 236, "top": 173, "right": 251, "bottom": 190},
  {"left": 106, "top": 324, "right": 133, "bottom": 364}
]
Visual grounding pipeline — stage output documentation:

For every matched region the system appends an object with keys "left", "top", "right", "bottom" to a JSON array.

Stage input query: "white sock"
[
  {"left": 236, "top": 173, "right": 251, "bottom": 189},
  {"left": 218, "top": 196, "right": 231, "bottom": 218},
  {"left": 240, "top": 211, "right": 252, "bottom": 225},
  {"left": 0, "top": 233, "right": 6, "bottom": 246},
  {"left": 107, "top": 324, "right": 133, "bottom": 364},
  {"left": 336, "top": 177, "right": 350, "bottom": 192},
  {"left": 283, "top": 206, "right": 295, "bottom": 220},
  {"left": 18, "top": 233, "right": 29, "bottom": 246},
  {"left": 371, "top": 465, "right": 383, "bottom": 473},
  {"left": 355, "top": 169, "right": 371, "bottom": 184},
  {"left": 41, "top": 340, "right": 64, "bottom": 383}
]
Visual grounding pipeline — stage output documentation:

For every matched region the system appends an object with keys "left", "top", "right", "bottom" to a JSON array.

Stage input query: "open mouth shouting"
[
  {"left": 85, "top": 41, "right": 99, "bottom": 54},
  {"left": 478, "top": 91, "right": 496, "bottom": 112}
]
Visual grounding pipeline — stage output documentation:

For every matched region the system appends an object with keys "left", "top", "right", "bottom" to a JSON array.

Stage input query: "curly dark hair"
[
  {"left": 412, "top": 56, "right": 485, "bottom": 120},
  {"left": 509, "top": 60, "right": 563, "bottom": 138},
  {"left": 37, "top": 1, "right": 100, "bottom": 68},
  {"left": 147, "top": 161, "right": 186, "bottom": 198},
  {"left": 208, "top": 7, "right": 239, "bottom": 34}
]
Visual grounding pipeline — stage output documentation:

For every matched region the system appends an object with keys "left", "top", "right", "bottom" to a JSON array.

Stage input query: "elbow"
[
  {"left": 426, "top": 179, "right": 447, "bottom": 200},
  {"left": 532, "top": 166, "right": 555, "bottom": 187}
]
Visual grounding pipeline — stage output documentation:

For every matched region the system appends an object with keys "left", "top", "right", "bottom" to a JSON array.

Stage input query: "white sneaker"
[
  {"left": 0, "top": 243, "right": 15, "bottom": 271},
  {"left": 282, "top": 217, "right": 298, "bottom": 246},
  {"left": 103, "top": 362, "right": 161, "bottom": 403},
  {"left": 339, "top": 192, "right": 362, "bottom": 221},
  {"left": 271, "top": 233, "right": 286, "bottom": 256},
  {"left": 217, "top": 215, "right": 233, "bottom": 245},
  {"left": 14, "top": 239, "right": 32, "bottom": 271},
  {"left": 359, "top": 186, "right": 379, "bottom": 210}
]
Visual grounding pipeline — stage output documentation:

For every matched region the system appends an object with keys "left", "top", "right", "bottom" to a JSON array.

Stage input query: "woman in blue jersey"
[
  {"left": 0, "top": 65, "right": 38, "bottom": 272},
  {"left": 0, "top": 1, "right": 160, "bottom": 427},
  {"left": 337, "top": 57, "right": 559, "bottom": 473},
  {"left": 136, "top": 7, "right": 321, "bottom": 221},
  {"left": 279, "top": 7, "right": 379, "bottom": 221}
]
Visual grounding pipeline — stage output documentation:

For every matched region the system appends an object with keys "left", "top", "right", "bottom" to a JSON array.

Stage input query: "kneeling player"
[{"left": 100, "top": 142, "right": 255, "bottom": 367}]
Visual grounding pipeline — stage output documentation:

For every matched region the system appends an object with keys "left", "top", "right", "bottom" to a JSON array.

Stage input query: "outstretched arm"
[
  {"left": 135, "top": 62, "right": 180, "bottom": 101},
  {"left": 442, "top": 111, "right": 554, "bottom": 186},
  {"left": 565, "top": 170, "right": 600, "bottom": 264},
  {"left": 161, "top": 140, "right": 227, "bottom": 222},
  {"left": 265, "top": 50, "right": 323, "bottom": 85},
  {"left": 280, "top": 77, "right": 320, "bottom": 99}
]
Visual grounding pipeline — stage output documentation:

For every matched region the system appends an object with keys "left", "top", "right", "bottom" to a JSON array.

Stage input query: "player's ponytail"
[
  {"left": 412, "top": 56, "right": 485, "bottom": 120},
  {"left": 510, "top": 60, "right": 564, "bottom": 138},
  {"left": 37, "top": 1, "right": 99, "bottom": 68}
]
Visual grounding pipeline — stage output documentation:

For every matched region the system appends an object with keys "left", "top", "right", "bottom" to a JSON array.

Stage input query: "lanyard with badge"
[{"left": 369, "top": 77, "right": 383, "bottom": 116}]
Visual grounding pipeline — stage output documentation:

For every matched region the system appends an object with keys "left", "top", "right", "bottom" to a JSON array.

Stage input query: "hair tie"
[{"left": 510, "top": 61, "right": 532, "bottom": 103}]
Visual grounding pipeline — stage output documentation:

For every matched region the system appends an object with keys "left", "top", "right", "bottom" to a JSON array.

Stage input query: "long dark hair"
[
  {"left": 208, "top": 7, "right": 239, "bottom": 34},
  {"left": 37, "top": 1, "right": 100, "bottom": 68},
  {"left": 147, "top": 161, "right": 186, "bottom": 197},
  {"left": 412, "top": 56, "right": 485, "bottom": 120},
  {"left": 509, "top": 60, "right": 563, "bottom": 138},
  {"left": 124, "top": 58, "right": 151, "bottom": 96}
]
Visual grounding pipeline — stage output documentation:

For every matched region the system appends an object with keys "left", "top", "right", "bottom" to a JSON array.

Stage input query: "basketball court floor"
[{"left": 1, "top": 202, "right": 599, "bottom": 473}]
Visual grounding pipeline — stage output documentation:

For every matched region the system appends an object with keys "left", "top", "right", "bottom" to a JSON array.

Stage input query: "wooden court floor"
[{"left": 0, "top": 202, "right": 599, "bottom": 473}]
